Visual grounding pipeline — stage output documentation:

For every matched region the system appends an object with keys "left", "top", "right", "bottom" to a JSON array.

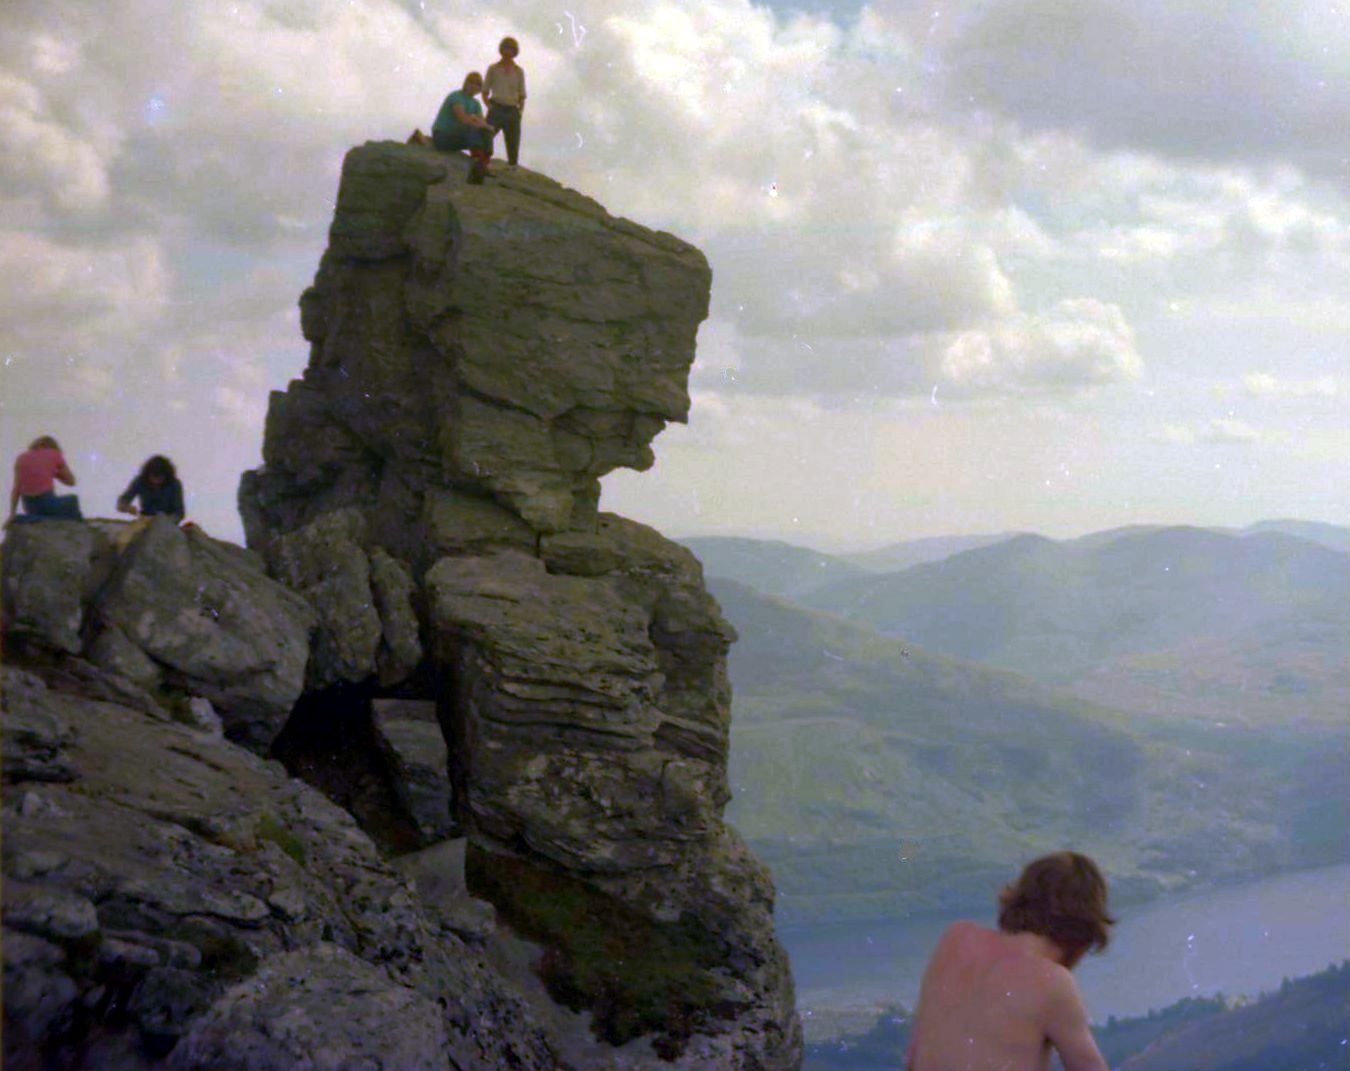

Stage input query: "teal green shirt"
[{"left": 433, "top": 90, "right": 481, "bottom": 135}]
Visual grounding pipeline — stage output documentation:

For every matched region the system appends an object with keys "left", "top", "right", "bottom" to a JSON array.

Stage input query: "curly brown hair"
[{"left": 997, "top": 852, "right": 1115, "bottom": 957}]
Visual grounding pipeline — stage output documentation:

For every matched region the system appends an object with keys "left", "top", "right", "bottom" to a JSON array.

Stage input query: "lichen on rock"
[
  {"left": 4, "top": 142, "right": 799, "bottom": 1070},
  {"left": 240, "top": 141, "right": 799, "bottom": 1066}
]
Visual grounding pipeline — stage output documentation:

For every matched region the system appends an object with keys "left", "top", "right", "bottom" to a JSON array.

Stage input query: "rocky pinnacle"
[{"left": 239, "top": 143, "right": 801, "bottom": 1068}]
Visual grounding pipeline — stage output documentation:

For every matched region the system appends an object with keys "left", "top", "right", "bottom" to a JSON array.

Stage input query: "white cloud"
[
  {"left": 1243, "top": 372, "right": 1338, "bottom": 399},
  {"left": 0, "top": 70, "right": 113, "bottom": 213},
  {"left": 1153, "top": 418, "right": 1263, "bottom": 447},
  {"left": 937, "top": 298, "right": 1143, "bottom": 396},
  {"left": 1, "top": 0, "right": 1347, "bottom": 540},
  {"left": 0, "top": 231, "right": 170, "bottom": 354}
]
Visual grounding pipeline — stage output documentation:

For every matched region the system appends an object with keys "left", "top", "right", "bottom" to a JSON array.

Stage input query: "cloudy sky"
[{"left": 2, "top": 0, "right": 1347, "bottom": 550}]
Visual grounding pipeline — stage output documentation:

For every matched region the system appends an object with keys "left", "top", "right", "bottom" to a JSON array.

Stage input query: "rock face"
[
  {"left": 239, "top": 142, "right": 707, "bottom": 548},
  {"left": 1, "top": 666, "right": 560, "bottom": 1071},
  {"left": 3, "top": 143, "right": 799, "bottom": 1069},
  {"left": 2, "top": 518, "right": 314, "bottom": 749},
  {"left": 241, "top": 142, "right": 799, "bottom": 1066}
]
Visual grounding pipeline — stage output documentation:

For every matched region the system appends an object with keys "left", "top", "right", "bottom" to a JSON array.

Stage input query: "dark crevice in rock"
[{"left": 269, "top": 682, "right": 425, "bottom": 856}]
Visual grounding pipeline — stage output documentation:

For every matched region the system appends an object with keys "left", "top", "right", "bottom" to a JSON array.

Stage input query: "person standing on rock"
[
  {"left": 483, "top": 36, "right": 526, "bottom": 168},
  {"left": 116, "top": 454, "right": 185, "bottom": 521},
  {"left": 432, "top": 71, "right": 496, "bottom": 184},
  {"left": 905, "top": 852, "right": 1114, "bottom": 1071},
  {"left": 8, "top": 435, "right": 82, "bottom": 521}
]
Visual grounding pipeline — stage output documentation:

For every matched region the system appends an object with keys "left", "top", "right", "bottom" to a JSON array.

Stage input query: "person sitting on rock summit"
[
  {"left": 116, "top": 454, "right": 185, "bottom": 521},
  {"left": 432, "top": 71, "right": 496, "bottom": 184},
  {"left": 8, "top": 435, "right": 82, "bottom": 522},
  {"left": 906, "top": 851, "right": 1115, "bottom": 1071}
]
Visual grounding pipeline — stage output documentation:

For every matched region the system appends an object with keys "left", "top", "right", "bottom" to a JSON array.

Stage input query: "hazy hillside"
[
  {"left": 800, "top": 962, "right": 1349, "bottom": 1071},
  {"left": 1240, "top": 518, "right": 1350, "bottom": 554},
  {"left": 717, "top": 579, "right": 1348, "bottom": 923},
  {"left": 680, "top": 536, "right": 865, "bottom": 599},
  {"left": 802, "top": 527, "right": 1350, "bottom": 726},
  {"left": 1117, "top": 961, "right": 1349, "bottom": 1071},
  {"left": 839, "top": 532, "right": 1019, "bottom": 573}
]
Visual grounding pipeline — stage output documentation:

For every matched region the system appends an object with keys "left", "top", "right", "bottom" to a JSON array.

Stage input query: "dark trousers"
[
  {"left": 432, "top": 126, "right": 492, "bottom": 155},
  {"left": 488, "top": 103, "right": 522, "bottom": 165},
  {"left": 22, "top": 491, "right": 83, "bottom": 520}
]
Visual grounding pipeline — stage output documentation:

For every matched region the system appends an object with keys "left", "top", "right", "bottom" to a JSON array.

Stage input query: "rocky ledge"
[{"left": 2, "top": 143, "right": 801, "bottom": 1070}]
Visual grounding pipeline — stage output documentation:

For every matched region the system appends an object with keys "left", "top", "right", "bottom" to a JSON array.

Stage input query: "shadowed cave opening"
[{"left": 270, "top": 677, "right": 448, "bottom": 856}]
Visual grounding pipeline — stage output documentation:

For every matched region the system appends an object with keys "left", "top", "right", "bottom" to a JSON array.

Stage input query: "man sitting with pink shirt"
[{"left": 9, "top": 436, "right": 82, "bottom": 521}]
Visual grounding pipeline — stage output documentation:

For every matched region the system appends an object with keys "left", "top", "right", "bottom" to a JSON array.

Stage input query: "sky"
[{"left": 2, "top": 0, "right": 1347, "bottom": 552}]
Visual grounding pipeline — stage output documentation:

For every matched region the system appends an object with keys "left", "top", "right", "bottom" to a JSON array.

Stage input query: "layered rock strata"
[
  {"left": 2, "top": 142, "right": 799, "bottom": 1069},
  {"left": 241, "top": 142, "right": 799, "bottom": 1065}
]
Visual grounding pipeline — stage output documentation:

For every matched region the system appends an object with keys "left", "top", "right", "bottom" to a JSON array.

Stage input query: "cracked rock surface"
[{"left": 4, "top": 143, "right": 799, "bottom": 1069}]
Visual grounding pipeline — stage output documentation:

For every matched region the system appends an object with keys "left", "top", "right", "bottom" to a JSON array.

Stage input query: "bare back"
[{"left": 907, "top": 922, "right": 1109, "bottom": 1071}]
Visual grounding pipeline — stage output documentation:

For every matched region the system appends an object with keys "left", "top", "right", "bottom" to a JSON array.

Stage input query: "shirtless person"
[{"left": 907, "top": 852, "right": 1115, "bottom": 1071}]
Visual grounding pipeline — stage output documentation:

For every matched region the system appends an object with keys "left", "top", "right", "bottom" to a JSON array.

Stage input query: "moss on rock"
[{"left": 467, "top": 844, "right": 745, "bottom": 1057}]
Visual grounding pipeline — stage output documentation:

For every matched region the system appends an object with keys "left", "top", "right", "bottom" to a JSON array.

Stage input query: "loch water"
[{"left": 783, "top": 863, "right": 1350, "bottom": 1022}]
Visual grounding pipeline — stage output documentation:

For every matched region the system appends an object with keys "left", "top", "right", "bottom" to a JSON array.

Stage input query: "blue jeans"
[
  {"left": 22, "top": 490, "right": 83, "bottom": 520},
  {"left": 433, "top": 126, "right": 492, "bottom": 154}
]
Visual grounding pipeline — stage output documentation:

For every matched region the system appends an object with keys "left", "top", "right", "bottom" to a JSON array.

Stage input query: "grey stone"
[
  {"left": 2, "top": 932, "right": 78, "bottom": 1071},
  {"left": 186, "top": 696, "right": 224, "bottom": 735},
  {"left": 0, "top": 521, "right": 113, "bottom": 654},
  {"left": 86, "top": 623, "right": 163, "bottom": 688},
  {"left": 422, "top": 486, "right": 537, "bottom": 560},
  {"left": 2, "top": 671, "right": 79, "bottom": 784},
  {"left": 3, "top": 882, "right": 99, "bottom": 940},
  {"left": 0, "top": 664, "right": 563, "bottom": 1069},
  {"left": 368, "top": 548, "right": 422, "bottom": 685},
  {"left": 372, "top": 700, "right": 453, "bottom": 842},
  {"left": 241, "top": 140, "right": 710, "bottom": 540},
  {"left": 168, "top": 944, "right": 451, "bottom": 1071},
  {"left": 269, "top": 508, "right": 381, "bottom": 687},
  {"left": 94, "top": 517, "right": 315, "bottom": 750}
]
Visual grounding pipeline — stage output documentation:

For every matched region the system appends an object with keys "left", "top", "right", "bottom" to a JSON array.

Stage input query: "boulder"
[
  {"left": 372, "top": 699, "right": 454, "bottom": 842},
  {"left": 266, "top": 510, "right": 423, "bottom": 689},
  {"left": 0, "top": 521, "right": 117, "bottom": 654},
  {"left": 269, "top": 509, "right": 381, "bottom": 686},
  {"left": 94, "top": 517, "right": 315, "bottom": 750}
]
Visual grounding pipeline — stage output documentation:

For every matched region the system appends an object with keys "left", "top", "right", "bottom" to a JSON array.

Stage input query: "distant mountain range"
[
  {"left": 716, "top": 578, "right": 1349, "bottom": 923},
  {"left": 686, "top": 520, "right": 1350, "bottom": 729},
  {"left": 802, "top": 526, "right": 1350, "bottom": 727},
  {"left": 679, "top": 537, "right": 866, "bottom": 600}
]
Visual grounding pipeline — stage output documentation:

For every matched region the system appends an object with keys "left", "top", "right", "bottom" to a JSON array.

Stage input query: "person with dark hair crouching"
[
  {"left": 117, "top": 455, "right": 185, "bottom": 521},
  {"left": 432, "top": 71, "right": 496, "bottom": 184},
  {"left": 906, "top": 852, "right": 1115, "bottom": 1071},
  {"left": 8, "top": 436, "right": 82, "bottom": 522}
]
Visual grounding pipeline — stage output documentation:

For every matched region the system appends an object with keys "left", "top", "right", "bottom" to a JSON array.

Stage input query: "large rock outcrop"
[
  {"left": 240, "top": 143, "right": 799, "bottom": 1066},
  {"left": 2, "top": 143, "right": 799, "bottom": 1070}
]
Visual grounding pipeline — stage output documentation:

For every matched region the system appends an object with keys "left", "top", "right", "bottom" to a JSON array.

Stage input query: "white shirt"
[{"left": 484, "top": 61, "right": 526, "bottom": 108}]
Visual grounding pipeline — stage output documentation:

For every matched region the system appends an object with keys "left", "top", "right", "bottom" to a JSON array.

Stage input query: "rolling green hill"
[
  {"left": 717, "top": 578, "right": 1349, "bottom": 923},
  {"left": 801, "top": 527, "right": 1350, "bottom": 727}
]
